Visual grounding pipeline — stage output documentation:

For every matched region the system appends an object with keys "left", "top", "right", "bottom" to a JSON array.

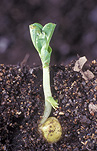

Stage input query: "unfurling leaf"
[{"left": 29, "top": 23, "right": 56, "bottom": 66}]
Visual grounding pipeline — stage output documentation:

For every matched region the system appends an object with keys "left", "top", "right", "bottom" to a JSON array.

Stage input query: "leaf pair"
[{"left": 29, "top": 23, "right": 56, "bottom": 66}]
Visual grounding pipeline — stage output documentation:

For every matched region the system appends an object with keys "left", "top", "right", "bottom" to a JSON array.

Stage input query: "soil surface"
[{"left": 0, "top": 59, "right": 97, "bottom": 151}]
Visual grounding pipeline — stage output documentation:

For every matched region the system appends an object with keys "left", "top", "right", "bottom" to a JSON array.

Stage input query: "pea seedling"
[{"left": 29, "top": 23, "right": 62, "bottom": 143}]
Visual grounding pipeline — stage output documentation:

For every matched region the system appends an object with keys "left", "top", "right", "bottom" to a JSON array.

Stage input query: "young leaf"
[
  {"left": 42, "top": 23, "right": 56, "bottom": 45},
  {"left": 29, "top": 23, "right": 56, "bottom": 66},
  {"left": 41, "top": 46, "right": 52, "bottom": 66},
  {"left": 29, "top": 23, "right": 43, "bottom": 54}
]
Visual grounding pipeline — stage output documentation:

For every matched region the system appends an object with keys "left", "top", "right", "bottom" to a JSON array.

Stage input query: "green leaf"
[
  {"left": 29, "top": 23, "right": 56, "bottom": 66},
  {"left": 42, "top": 23, "right": 56, "bottom": 46},
  {"left": 29, "top": 23, "right": 43, "bottom": 54},
  {"left": 41, "top": 46, "right": 52, "bottom": 67}
]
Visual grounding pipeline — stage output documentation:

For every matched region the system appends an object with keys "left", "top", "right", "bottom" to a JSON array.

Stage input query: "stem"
[{"left": 40, "top": 65, "right": 52, "bottom": 125}]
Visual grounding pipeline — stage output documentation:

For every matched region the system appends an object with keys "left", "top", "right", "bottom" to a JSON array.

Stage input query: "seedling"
[{"left": 29, "top": 23, "right": 62, "bottom": 143}]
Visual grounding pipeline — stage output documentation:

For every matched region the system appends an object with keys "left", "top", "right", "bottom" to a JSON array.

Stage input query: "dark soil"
[{"left": 0, "top": 60, "right": 97, "bottom": 151}]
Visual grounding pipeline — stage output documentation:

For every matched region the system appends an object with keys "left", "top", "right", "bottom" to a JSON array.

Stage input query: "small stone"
[
  {"left": 80, "top": 115, "right": 91, "bottom": 125},
  {"left": 88, "top": 103, "right": 97, "bottom": 115},
  {"left": 59, "top": 111, "right": 64, "bottom": 115}
]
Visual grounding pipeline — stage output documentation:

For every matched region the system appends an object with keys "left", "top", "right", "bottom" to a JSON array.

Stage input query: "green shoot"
[{"left": 29, "top": 23, "right": 58, "bottom": 125}]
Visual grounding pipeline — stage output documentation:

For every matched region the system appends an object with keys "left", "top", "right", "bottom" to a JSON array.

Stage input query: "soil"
[{"left": 0, "top": 59, "right": 97, "bottom": 151}]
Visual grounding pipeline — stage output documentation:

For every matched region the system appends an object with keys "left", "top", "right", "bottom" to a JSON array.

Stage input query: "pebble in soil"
[{"left": 0, "top": 60, "right": 97, "bottom": 151}]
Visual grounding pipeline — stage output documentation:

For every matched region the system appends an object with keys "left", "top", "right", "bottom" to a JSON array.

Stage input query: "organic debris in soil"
[
  {"left": 0, "top": 59, "right": 97, "bottom": 151},
  {"left": 73, "top": 56, "right": 94, "bottom": 81}
]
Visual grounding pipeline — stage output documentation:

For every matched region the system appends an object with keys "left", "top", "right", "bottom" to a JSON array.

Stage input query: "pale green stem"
[{"left": 40, "top": 65, "right": 52, "bottom": 125}]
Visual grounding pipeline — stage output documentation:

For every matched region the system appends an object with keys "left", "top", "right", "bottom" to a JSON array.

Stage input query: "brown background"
[{"left": 0, "top": 0, "right": 97, "bottom": 66}]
